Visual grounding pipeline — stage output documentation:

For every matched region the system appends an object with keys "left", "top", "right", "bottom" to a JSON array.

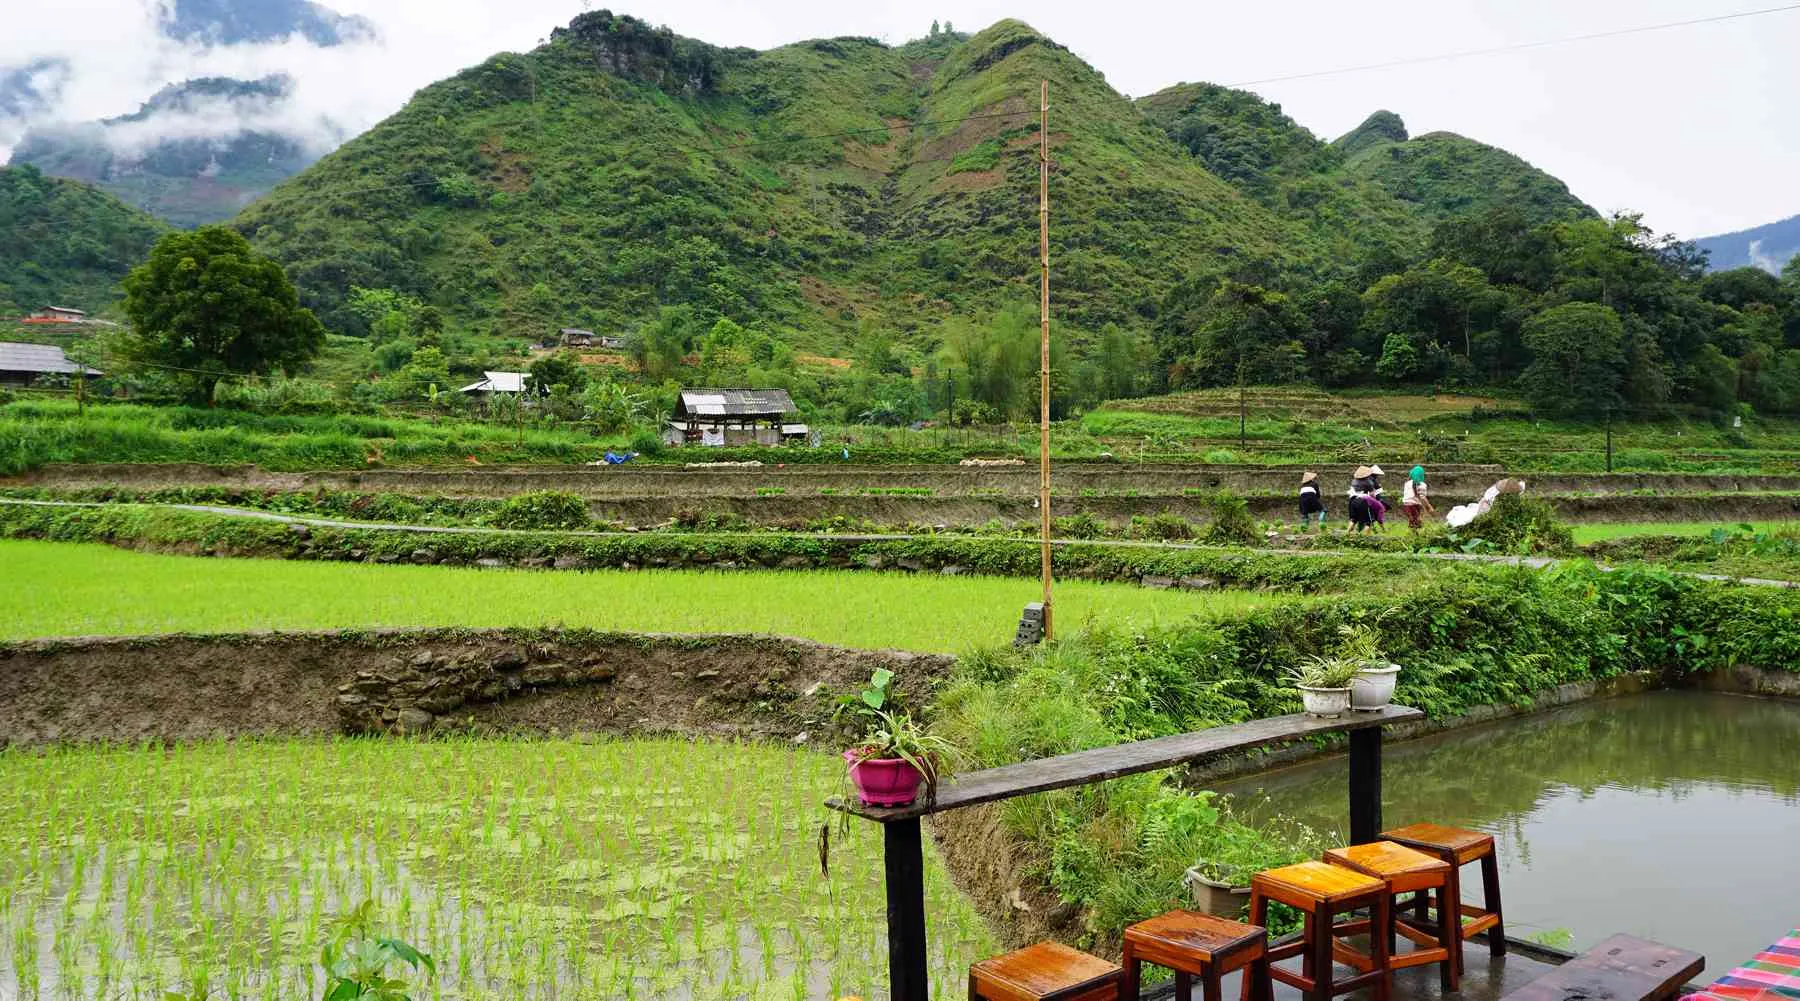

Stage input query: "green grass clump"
[
  {"left": 0, "top": 736, "right": 995, "bottom": 999},
  {"left": 0, "top": 540, "right": 1280, "bottom": 652}
]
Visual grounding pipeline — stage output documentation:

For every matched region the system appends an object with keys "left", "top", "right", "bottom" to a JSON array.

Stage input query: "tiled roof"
[
  {"left": 676, "top": 389, "right": 797, "bottom": 416},
  {"left": 0, "top": 341, "right": 102, "bottom": 375}
]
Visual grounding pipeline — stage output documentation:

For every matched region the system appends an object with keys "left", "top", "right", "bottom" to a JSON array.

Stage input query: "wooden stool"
[
  {"left": 970, "top": 940, "right": 1123, "bottom": 1001},
  {"left": 1242, "top": 860, "right": 1391, "bottom": 1001},
  {"left": 1323, "top": 841, "right": 1460, "bottom": 992},
  {"left": 1380, "top": 822, "right": 1505, "bottom": 976},
  {"left": 1122, "top": 909, "right": 1272, "bottom": 1001}
]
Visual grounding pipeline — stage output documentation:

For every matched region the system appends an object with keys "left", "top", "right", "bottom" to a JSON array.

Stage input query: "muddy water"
[{"left": 1214, "top": 691, "right": 1800, "bottom": 970}]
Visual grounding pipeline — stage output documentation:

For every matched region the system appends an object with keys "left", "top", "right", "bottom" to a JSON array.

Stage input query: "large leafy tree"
[
  {"left": 120, "top": 226, "right": 324, "bottom": 402},
  {"left": 1519, "top": 302, "right": 1625, "bottom": 416}
]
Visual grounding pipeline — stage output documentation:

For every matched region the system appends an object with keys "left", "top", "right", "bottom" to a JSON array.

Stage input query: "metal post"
[
  {"left": 1037, "top": 78, "right": 1053, "bottom": 640},
  {"left": 1238, "top": 378, "right": 1246, "bottom": 449},
  {"left": 884, "top": 819, "right": 930, "bottom": 1001},
  {"left": 1348, "top": 727, "right": 1382, "bottom": 845}
]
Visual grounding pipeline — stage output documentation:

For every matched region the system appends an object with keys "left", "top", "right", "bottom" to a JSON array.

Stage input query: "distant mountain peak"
[
  {"left": 1334, "top": 110, "right": 1408, "bottom": 156},
  {"left": 1694, "top": 213, "right": 1800, "bottom": 274},
  {"left": 156, "top": 0, "right": 377, "bottom": 47}
]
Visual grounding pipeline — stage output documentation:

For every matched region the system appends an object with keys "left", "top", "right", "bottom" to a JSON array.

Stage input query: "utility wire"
[{"left": 1225, "top": 2, "right": 1800, "bottom": 87}]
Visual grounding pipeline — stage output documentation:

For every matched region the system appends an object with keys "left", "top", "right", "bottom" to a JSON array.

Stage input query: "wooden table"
[{"left": 827, "top": 705, "right": 1424, "bottom": 1001}]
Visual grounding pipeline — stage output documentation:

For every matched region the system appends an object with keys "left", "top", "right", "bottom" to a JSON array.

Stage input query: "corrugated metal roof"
[
  {"left": 0, "top": 342, "right": 102, "bottom": 376},
  {"left": 675, "top": 388, "right": 796, "bottom": 416},
  {"left": 458, "top": 371, "right": 529, "bottom": 394}
]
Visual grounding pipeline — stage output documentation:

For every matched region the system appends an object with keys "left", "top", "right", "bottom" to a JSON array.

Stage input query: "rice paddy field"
[
  {"left": 0, "top": 541, "right": 1281, "bottom": 652},
  {"left": 0, "top": 737, "right": 996, "bottom": 1000},
  {"left": 1569, "top": 520, "right": 1799, "bottom": 545}
]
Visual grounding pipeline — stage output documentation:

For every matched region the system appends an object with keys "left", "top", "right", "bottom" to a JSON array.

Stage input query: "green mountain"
[
  {"left": 0, "top": 163, "right": 169, "bottom": 314},
  {"left": 1136, "top": 84, "right": 1427, "bottom": 267},
  {"left": 235, "top": 15, "right": 1313, "bottom": 348},
  {"left": 1332, "top": 111, "right": 1593, "bottom": 225}
]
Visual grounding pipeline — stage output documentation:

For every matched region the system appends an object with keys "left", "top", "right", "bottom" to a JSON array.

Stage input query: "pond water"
[{"left": 1215, "top": 691, "right": 1800, "bottom": 972}]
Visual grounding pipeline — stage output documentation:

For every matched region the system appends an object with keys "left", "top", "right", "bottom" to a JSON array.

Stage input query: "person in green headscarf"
[{"left": 1401, "top": 464, "right": 1435, "bottom": 531}]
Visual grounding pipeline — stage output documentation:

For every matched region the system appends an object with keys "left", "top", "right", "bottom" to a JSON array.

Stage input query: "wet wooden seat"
[
  {"left": 1380, "top": 822, "right": 1504, "bottom": 975},
  {"left": 1122, "top": 909, "right": 1271, "bottom": 1001},
  {"left": 970, "top": 940, "right": 1122, "bottom": 1001},
  {"left": 1501, "top": 934, "right": 1702, "bottom": 1001},
  {"left": 1323, "top": 841, "right": 1459, "bottom": 992},
  {"left": 1243, "top": 861, "right": 1391, "bottom": 1001}
]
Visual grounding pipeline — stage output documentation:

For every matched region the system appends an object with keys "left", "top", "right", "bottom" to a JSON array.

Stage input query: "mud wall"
[{"left": 0, "top": 629, "right": 952, "bottom": 747}]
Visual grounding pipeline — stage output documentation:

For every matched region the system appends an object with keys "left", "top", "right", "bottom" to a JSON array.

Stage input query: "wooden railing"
[{"left": 827, "top": 704, "right": 1424, "bottom": 1001}]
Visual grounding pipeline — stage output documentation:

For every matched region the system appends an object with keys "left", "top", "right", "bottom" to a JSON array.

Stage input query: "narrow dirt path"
[{"left": 5, "top": 497, "right": 1791, "bottom": 587}]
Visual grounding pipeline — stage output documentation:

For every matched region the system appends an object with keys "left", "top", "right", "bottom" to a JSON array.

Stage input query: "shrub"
[
  {"left": 629, "top": 428, "right": 665, "bottom": 456},
  {"left": 477, "top": 491, "right": 591, "bottom": 531},
  {"left": 1053, "top": 513, "right": 1107, "bottom": 539},
  {"left": 1200, "top": 491, "right": 1259, "bottom": 546},
  {"left": 1460, "top": 493, "right": 1575, "bottom": 555},
  {"left": 1126, "top": 512, "right": 1194, "bottom": 541},
  {"left": 1203, "top": 449, "right": 1239, "bottom": 464}
]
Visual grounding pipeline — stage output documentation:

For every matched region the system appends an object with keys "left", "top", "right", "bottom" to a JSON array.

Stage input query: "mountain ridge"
[{"left": 1695, "top": 213, "right": 1800, "bottom": 274}]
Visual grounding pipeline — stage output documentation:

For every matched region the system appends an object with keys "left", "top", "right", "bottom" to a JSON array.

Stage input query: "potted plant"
[
  {"left": 1337, "top": 624, "right": 1402, "bottom": 711},
  {"left": 1286, "top": 655, "right": 1359, "bottom": 718},
  {"left": 836, "top": 669, "right": 956, "bottom": 808},
  {"left": 1183, "top": 864, "right": 1253, "bottom": 917}
]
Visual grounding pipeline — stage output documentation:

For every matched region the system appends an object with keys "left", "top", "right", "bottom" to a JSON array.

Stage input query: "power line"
[{"left": 1225, "top": 2, "right": 1800, "bottom": 88}]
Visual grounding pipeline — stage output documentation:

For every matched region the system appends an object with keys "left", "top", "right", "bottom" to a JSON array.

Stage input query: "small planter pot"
[
  {"left": 1183, "top": 867, "right": 1251, "bottom": 918},
  {"left": 1296, "top": 685, "right": 1352, "bottom": 719},
  {"left": 844, "top": 750, "right": 926, "bottom": 807},
  {"left": 1351, "top": 663, "right": 1402, "bottom": 711}
]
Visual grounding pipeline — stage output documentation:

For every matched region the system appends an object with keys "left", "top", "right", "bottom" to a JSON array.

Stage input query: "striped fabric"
[{"left": 1684, "top": 930, "right": 1800, "bottom": 1001}]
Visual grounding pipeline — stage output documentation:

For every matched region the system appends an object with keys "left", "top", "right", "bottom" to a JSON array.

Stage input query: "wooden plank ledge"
[
  {"left": 1501, "top": 934, "right": 1703, "bottom": 1001},
  {"left": 828, "top": 704, "right": 1423, "bottom": 822}
]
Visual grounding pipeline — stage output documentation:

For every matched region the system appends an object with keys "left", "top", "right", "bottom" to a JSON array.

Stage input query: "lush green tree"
[
  {"left": 529, "top": 350, "right": 590, "bottom": 394},
  {"left": 1375, "top": 333, "right": 1420, "bottom": 383},
  {"left": 1428, "top": 206, "right": 1559, "bottom": 291},
  {"left": 941, "top": 306, "right": 1038, "bottom": 417},
  {"left": 1358, "top": 259, "right": 1510, "bottom": 375},
  {"left": 1518, "top": 302, "right": 1624, "bottom": 415},
  {"left": 398, "top": 346, "right": 451, "bottom": 399},
  {"left": 1683, "top": 343, "right": 1739, "bottom": 412},
  {"left": 628, "top": 306, "right": 698, "bottom": 381},
  {"left": 1700, "top": 267, "right": 1786, "bottom": 312},
  {"left": 120, "top": 226, "right": 324, "bottom": 402}
]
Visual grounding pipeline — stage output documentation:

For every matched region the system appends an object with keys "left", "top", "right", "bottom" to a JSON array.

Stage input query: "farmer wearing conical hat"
[
  {"left": 1298, "top": 471, "right": 1325, "bottom": 532},
  {"left": 1346, "top": 466, "right": 1377, "bottom": 533}
]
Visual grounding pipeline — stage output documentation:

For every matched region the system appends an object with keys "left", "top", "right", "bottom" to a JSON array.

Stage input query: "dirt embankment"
[{"left": 0, "top": 629, "right": 951, "bottom": 747}]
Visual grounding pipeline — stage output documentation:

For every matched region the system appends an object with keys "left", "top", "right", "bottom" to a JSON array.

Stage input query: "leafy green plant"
[
  {"left": 1285, "top": 655, "right": 1359, "bottom": 689},
  {"left": 1200, "top": 490, "right": 1259, "bottom": 546},
  {"left": 476, "top": 491, "right": 591, "bottom": 531},
  {"left": 319, "top": 900, "right": 434, "bottom": 1001}
]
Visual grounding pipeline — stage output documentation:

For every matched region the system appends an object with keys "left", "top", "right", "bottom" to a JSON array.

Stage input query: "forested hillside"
[
  {"left": 235, "top": 16, "right": 1314, "bottom": 349},
  {"left": 1332, "top": 112, "right": 1593, "bottom": 225},
  {"left": 0, "top": 164, "right": 168, "bottom": 314}
]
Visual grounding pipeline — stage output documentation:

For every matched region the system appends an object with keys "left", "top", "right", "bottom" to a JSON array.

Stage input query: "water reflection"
[{"left": 1214, "top": 692, "right": 1800, "bottom": 970}]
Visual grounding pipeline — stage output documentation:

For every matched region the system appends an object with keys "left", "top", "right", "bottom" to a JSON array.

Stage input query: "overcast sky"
[{"left": 6, "top": 0, "right": 1796, "bottom": 238}]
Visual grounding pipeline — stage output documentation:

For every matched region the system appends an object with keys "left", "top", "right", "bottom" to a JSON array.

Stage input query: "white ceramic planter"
[
  {"left": 1183, "top": 867, "right": 1251, "bottom": 917},
  {"left": 1297, "top": 685, "right": 1352, "bottom": 718},
  {"left": 1351, "top": 663, "right": 1402, "bottom": 711}
]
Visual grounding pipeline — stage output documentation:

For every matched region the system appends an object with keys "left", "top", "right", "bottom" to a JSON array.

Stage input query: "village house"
[
  {"left": 457, "top": 371, "right": 531, "bottom": 399},
  {"left": 558, "top": 328, "right": 624, "bottom": 349},
  {"left": 25, "top": 306, "right": 88, "bottom": 324},
  {"left": 0, "top": 342, "right": 103, "bottom": 387},
  {"left": 664, "top": 389, "right": 808, "bottom": 446}
]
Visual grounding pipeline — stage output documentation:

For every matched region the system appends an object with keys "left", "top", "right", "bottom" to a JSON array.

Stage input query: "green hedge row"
[{"left": 0, "top": 502, "right": 1443, "bottom": 592}]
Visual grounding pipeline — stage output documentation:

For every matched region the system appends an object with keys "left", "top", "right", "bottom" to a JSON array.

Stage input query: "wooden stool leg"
[
  {"left": 1203, "top": 966, "right": 1223, "bottom": 1001},
  {"left": 1242, "top": 892, "right": 1269, "bottom": 1001},
  {"left": 1446, "top": 862, "right": 1465, "bottom": 977},
  {"left": 1301, "top": 909, "right": 1318, "bottom": 983},
  {"left": 1176, "top": 971, "right": 1193, "bottom": 1001},
  {"left": 1482, "top": 851, "right": 1506, "bottom": 957},
  {"left": 969, "top": 969, "right": 981, "bottom": 1001},
  {"left": 1370, "top": 894, "right": 1392, "bottom": 1001},
  {"left": 1438, "top": 884, "right": 1460, "bottom": 992},
  {"left": 1310, "top": 901, "right": 1334, "bottom": 1001},
  {"left": 1122, "top": 947, "right": 1141, "bottom": 1001},
  {"left": 1254, "top": 956, "right": 1274, "bottom": 1001}
]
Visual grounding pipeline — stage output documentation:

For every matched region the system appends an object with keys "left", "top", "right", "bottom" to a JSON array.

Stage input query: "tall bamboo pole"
[{"left": 1038, "top": 79, "right": 1053, "bottom": 639}]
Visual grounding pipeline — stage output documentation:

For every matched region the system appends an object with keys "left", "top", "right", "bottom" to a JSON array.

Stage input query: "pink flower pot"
[{"left": 844, "top": 751, "right": 926, "bottom": 807}]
